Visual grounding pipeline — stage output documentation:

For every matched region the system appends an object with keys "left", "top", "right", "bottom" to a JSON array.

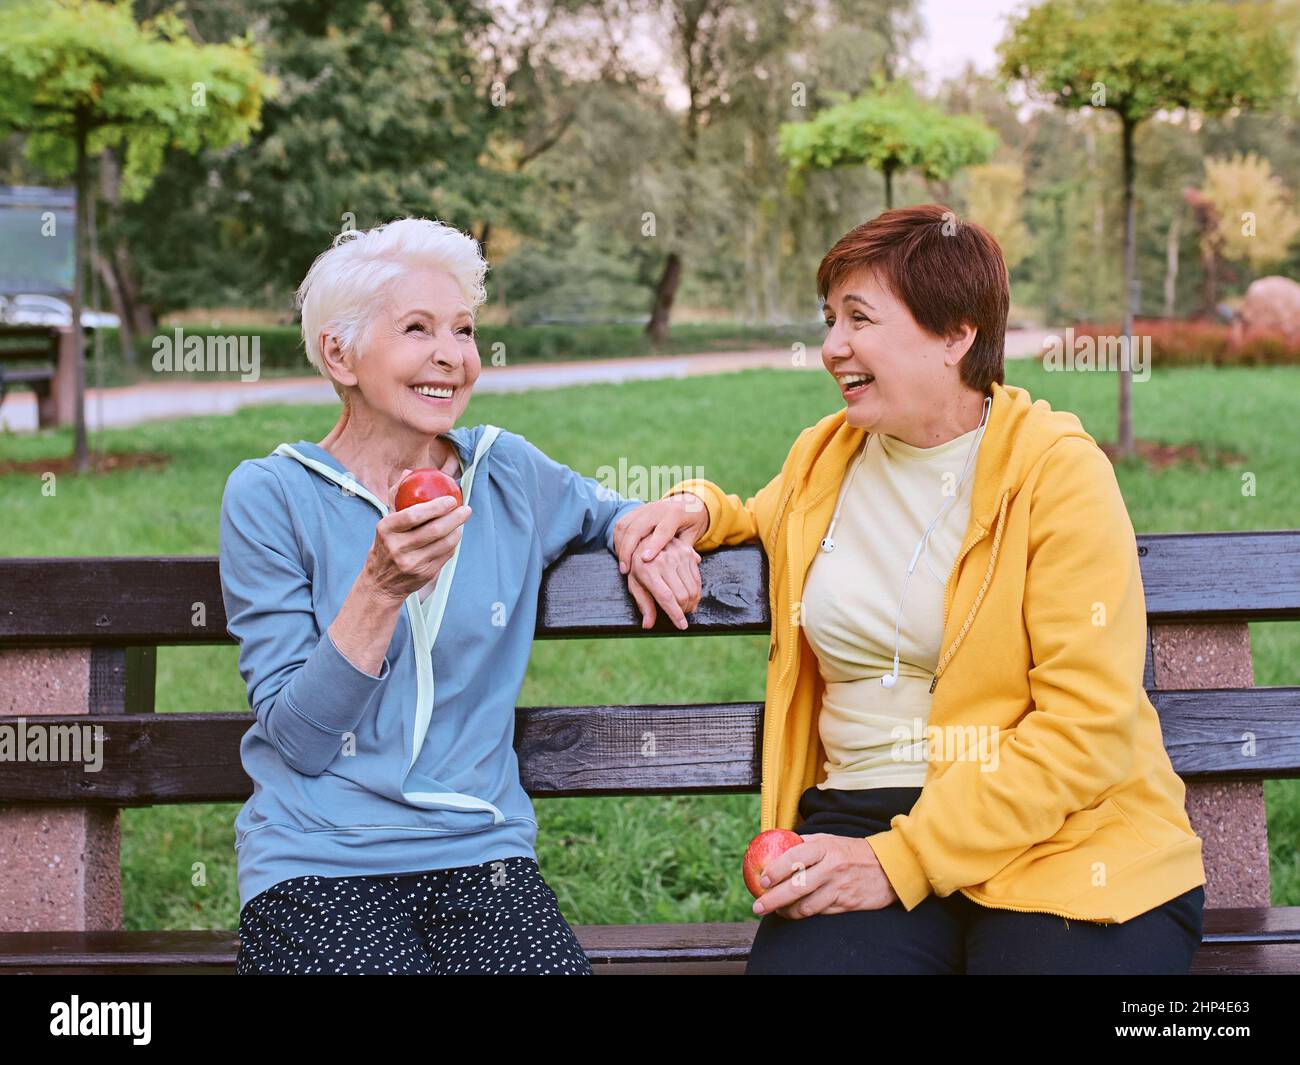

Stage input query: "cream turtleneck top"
[{"left": 801, "top": 425, "right": 979, "bottom": 790}]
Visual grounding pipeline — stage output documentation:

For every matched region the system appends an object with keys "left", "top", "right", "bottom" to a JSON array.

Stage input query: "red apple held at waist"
[
  {"left": 395, "top": 467, "right": 463, "bottom": 512},
  {"left": 743, "top": 828, "right": 804, "bottom": 898}
]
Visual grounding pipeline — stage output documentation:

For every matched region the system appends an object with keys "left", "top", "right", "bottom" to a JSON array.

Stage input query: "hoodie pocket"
[
  {"left": 979, "top": 799, "right": 1126, "bottom": 883},
  {"left": 1046, "top": 797, "right": 1126, "bottom": 843},
  {"left": 974, "top": 797, "right": 1153, "bottom": 908},
  {"left": 277, "top": 767, "right": 506, "bottom": 835}
]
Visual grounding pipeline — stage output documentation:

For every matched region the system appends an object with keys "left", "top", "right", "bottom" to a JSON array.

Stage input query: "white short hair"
[{"left": 296, "top": 217, "right": 489, "bottom": 377}]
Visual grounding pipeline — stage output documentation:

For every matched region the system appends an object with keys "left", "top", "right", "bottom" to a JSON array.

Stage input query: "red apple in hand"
[
  {"left": 395, "top": 467, "right": 462, "bottom": 512},
  {"left": 743, "top": 828, "right": 804, "bottom": 898}
]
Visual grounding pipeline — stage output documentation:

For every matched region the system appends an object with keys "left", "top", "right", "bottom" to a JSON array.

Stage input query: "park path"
[{"left": 0, "top": 330, "right": 1053, "bottom": 434}]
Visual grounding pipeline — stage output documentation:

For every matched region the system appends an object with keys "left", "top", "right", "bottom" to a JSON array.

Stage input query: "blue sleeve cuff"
[
  {"left": 281, "top": 627, "right": 390, "bottom": 737},
  {"left": 605, "top": 499, "right": 644, "bottom": 553}
]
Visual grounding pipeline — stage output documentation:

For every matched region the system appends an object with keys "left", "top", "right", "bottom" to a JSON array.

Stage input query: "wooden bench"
[
  {"left": 0, "top": 323, "right": 94, "bottom": 430},
  {"left": 0, "top": 325, "right": 60, "bottom": 429},
  {"left": 1, "top": 531, "right": 1298, "bottom": 974}
]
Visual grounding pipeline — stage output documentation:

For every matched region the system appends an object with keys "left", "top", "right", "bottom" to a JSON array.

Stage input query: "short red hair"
[{"left": 816, "top": 204, "right": 1009, "bottom": 392}]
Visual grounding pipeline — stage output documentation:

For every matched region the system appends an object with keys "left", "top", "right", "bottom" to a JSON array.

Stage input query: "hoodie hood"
[
  {"left": 277, "top": 426, "right": 484, "bottom": 512},
  {"left": 775, "top": 381, "right": 1100, "bottom": 694},
  {"left": 794, "top": 382, "right": 1096, "bottom": 533}
]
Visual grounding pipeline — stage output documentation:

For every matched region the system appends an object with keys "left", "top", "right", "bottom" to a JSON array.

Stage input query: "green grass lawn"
[{"left": 2, "top": 359, "right": 1297, "bottom": 928}]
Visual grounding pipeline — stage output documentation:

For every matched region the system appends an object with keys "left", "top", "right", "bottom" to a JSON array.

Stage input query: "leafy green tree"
[
  {"left": 1202, "top": 152, "right": 1300, "bottom": 271},
  {"left": 634, "top": 0, "right": 920, "bottom": 343},
  {"left": 639, "top": 0, "right": 737, "bottom": 345},
  {"left": 778, "top": 81, "right": 997, "bottom": 209},
  {"left": 490, "top": 79, "right": 681, "bottom": 324},
  {"left": 999, "top": 0, "right": 1294, "bottom": 458},
  {"left": 0, "top": 0, "right": 267, "bottom": 470},
  {"left": 709, "top": 0, "right": 919, "bottom": 324},
  {"left": 963, "top": 162, "right": 1030, "bottom": 271},
  {"left": 117, "top": 0, "right": 521, "bottom": 321}
]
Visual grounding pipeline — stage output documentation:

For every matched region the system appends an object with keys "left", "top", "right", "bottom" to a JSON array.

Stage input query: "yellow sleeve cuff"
[
  {"left": 865, "top": 827, "right": 934, "bottom": 911},
  {"left": 661, "top": 478, "right": 720, "bottom": 550}
]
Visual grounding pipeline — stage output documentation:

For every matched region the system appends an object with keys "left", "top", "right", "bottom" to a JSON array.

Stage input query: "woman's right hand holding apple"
[
  {"left": 362, "top": 471, "right": 472, "bottom": 604},
  {"left": 328, "top": 474, "right": 471, "bottom": 679}
]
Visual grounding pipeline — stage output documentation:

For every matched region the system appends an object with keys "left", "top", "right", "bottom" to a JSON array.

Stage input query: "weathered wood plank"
[
  {"left": 1138, "top": 531, "right": 1300, "bottom": 621},
  {"left": 537, "top": 543, "right": 769, "bottom": 636},
  {"left": 0, "top": 687, "right": 1296, "bottom": 805},
  {"left": 0, "top": 557, "right": 226, "bottom": 645},
  {"left": 1151, "top": 687, "right": 1300, "bottom": 777},
  {"left": 1, "top": 910, "right": 1297, "bottom": 973},
  {"left": 0, "top": 547, "right": 770, "bottom": 645},
  {"left": 0, "top": 705, "right": 763, "bottom": 804},
  {"left": 513, "top": 702, "right": 763, "bottom": 795},
  {"left": 1, "top": 531, "right": 1296, "bottom": 645}
]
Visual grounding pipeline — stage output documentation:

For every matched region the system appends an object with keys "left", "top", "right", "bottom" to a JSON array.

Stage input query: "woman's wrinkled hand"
[
  {"left": 750, "top": 834, "right": 900, "bottom": 919},
  {"left": 625, "top": 536, "right": 702, "bottom": 630},
  {"left": 614, "top": 493, "right": 710, "bottom": 575},
  {"left": 362, "top": 467, "right": 472, "bottom": 604}
]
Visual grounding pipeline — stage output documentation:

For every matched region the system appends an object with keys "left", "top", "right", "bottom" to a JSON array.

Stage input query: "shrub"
[{"left": 1043, "top": 318, "right": 1300, "bottom": 369}]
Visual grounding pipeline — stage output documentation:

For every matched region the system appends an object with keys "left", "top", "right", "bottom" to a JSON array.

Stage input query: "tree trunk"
[
  {"left": 94, "top": 154, "right": 132, "bottom": 363},
  {"left": 1087, "top": 126, "right": 1104, "bottom": 306},
  {"left": 1044, "top": 188, "right": 1067, "bottom": 325},
  {"left": 745, "top": 211, "right": 760, "bottom": 322},
  {"left": 98, "top": 148, "right": 155, "bottom": 354},
  {"left": 1200, "top": 240, "right": 1218, "bottom": 318},
  {"left": 119, "top": 250, "right": 156, "bottom": 340},
  {"left": 1117, "top": 117, "right": 1137, "bottom": 460},
  {"left": 72, "top": 113, "right": 90, "bottom": 473},
  {"left": 1163, "top": 210, "right": 1181, "bottom": 319},
  {"left": 646, "top": 251, "right": 682, "bottom": 346},
  {"left": 879, "top": 4, "right": 899, "bottom": 83},
  {"left": 883, "top": 164, "right": 895, "bottom": 210},
  {"left": 93, "top": 247, "right": 133, "bottom": 365}
]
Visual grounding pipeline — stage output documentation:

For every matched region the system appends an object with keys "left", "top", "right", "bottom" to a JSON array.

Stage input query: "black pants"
[
  {"left": 236, "top": 855, "right": 592, "bottom": 974},
  {"left": 746, "top": 785, "right": 1206, "bottom": 975}
]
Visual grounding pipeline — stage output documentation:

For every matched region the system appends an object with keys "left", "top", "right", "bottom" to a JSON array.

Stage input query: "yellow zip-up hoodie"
[{"left": 664, "top": 382, "right": 1206, "bottom": 923}]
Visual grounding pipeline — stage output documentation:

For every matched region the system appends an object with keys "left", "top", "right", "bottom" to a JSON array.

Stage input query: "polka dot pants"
[{"left": 235, "top": 856, "right": 593, "bottom": 975}]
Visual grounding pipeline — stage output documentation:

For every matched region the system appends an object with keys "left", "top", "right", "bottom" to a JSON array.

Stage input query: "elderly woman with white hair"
[{"left": 218, "top": 217, "right": 702, "bottom": 975}]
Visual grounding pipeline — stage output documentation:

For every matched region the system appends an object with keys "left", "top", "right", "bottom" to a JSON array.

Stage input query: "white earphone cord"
[{"left": 820, "top": 396, "right": 992, "bottom": 690}]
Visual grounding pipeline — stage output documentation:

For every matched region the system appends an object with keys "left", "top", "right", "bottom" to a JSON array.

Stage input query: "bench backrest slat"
[{"left": 2, "top": 532, "right": 1298, "bottom": 645}]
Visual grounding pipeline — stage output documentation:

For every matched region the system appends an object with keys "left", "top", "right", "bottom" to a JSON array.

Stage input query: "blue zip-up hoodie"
[{"left": 218, "top": 424, "right": 642, "bottom": 910}]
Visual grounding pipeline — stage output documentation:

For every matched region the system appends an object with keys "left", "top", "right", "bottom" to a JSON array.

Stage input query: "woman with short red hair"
[{"left": 615, "top": 204, "right": 1207, "bottom": 974}]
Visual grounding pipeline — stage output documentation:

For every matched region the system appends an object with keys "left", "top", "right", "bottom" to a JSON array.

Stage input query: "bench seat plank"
[
  {"left": 1, "top": 910, "right": 1297, "bottom": 974},
  {"left": 0, "top": 367, "right": 54, "bottom": 384}
]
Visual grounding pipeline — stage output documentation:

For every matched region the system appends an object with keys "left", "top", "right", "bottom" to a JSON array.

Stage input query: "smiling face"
[
  {"left": 821, "top": 266, "right": 976, "bottom": 440},
  {"left": 324, "top": 266, "right": 480, "bottom": 437}
]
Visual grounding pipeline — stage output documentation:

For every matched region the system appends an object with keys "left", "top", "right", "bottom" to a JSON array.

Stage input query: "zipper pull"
[
  {"left": 929, "top": 675, "right": 938, "bottom": 694},
  {"left": 768, "top": 639, "right": 777, "bottom": 661}
]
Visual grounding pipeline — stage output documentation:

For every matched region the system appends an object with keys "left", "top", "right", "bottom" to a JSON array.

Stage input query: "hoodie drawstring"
[{"left": 930, "top": 490, "right": 1009, "bottom": 691}]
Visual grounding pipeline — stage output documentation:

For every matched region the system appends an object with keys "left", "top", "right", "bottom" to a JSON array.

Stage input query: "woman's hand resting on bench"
[
  {"left": 614, "top": 493, "right": 710, "bottom": 576},
  {"left": 625, "top": 536, "right": 702, "bottom": 630}
]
